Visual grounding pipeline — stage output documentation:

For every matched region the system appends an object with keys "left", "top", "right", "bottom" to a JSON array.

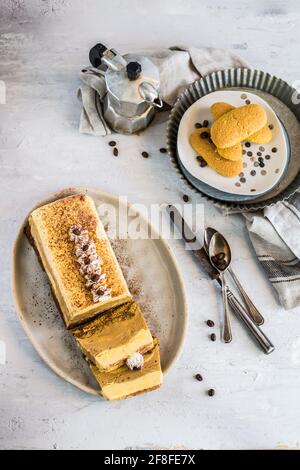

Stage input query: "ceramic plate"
[
  {"left": 12, "top": 187, "right": 187, "bottom": 396},
  {"left": 176, "top": 118, "right": 291, "bottom": 203},
  {"left": 177, "top": 90, "right": 288, "bottom": 197}
]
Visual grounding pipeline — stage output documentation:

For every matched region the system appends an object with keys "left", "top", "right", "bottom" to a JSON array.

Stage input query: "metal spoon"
[
  {"left": 208, "top": 232, "right": 232, "bottom": 343},
  {"left": 204, "top": 227, "right": 264, "bottom": 326}
]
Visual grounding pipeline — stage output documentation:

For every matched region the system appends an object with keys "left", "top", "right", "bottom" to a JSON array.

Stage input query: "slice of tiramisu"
[
  {"left": 90, "top": 339, "right": 163, "bottom": 400},
  {"left": 26, "top": 194, "right": 131, "bottom": 328},
  {"left": 71, "top": 301, "right": 154, "bottom": 371}
]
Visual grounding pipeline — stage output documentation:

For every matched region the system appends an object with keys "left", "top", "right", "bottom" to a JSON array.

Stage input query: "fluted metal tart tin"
[{"left": 166, "top": 68, "right": 300, "bottom": 211}]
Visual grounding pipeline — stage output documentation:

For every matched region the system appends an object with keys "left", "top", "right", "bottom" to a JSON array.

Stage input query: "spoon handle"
[
  {"left": 226, "top": 288, "right": 275, "bottom": 354},
  {"left": 221, "top": 273, "right": 232, "bottom": 343},
  {"left": 228, "top": 267, "right": 264, "bottom": 326}
]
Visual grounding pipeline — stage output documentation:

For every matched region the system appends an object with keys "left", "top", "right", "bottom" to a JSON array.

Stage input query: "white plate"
[
  {"left": 177, "top": 90, "right": 288, "bottom": 196},
  {"left": 12, "top": 188, "right": 188, "bottom": 396}
]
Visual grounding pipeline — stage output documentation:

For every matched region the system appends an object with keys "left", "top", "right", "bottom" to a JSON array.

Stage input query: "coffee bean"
[
  {"left": 247, "top": 151, "right": 253, "bottom": 156},
  {"left": 182, "top": 194, "right": 189, "bottom": 203},
  {"left": 259, "top": 146, "right": 265, "bottom": 152},
  {"left": 214, "top": 258, "right": 226, "bottom": 269},
  {"left": 113, "top": 147, "right": 119, "bottom": 157},
  {"left": 245, "top": 142, "right": 251, "bottom": 148},
  {"left": 91, "top": 273, "right": 100, "bottom": 282},
  {"left": 108, "top": 140, "right": 116, "bottom": 147},
  {"left": 250, "top": 189, "right": 256, "bottom": 192},
  {"left": 261, "top": 170, "right": 267, "bottom": 175},
  {"left": 217, "top": 261, "right": 227, "bottom": 270},
  {"left": 240, "top": 177, "right": 246, "bottom": 183},
  {"left": 245, "top": 99, "right": 251, "bottom": 105},
  {"left": 258, "top": 157, "right": 264, "bottom": 162},
  {"left": 202, "top": 120, "right": 209, "bottom": 127},
  {"left": 241, "top": 93, "right": 247, "bottom": 99},
  {"left": 210, "top": 333, "right": 216, "bottom": 342},
  {"left": 208, "top": 388, "right": 215, "bottom": 397},
  {"left": 259, "top": 162, "right": 265, "bottom": 168},
  {"left": 195, "top": 122, "right": 202, "bottom": 128},
  {"left": 96, "top": 289, "right": 104, "bottom": 296},
  {"left": 200, "top": 131, "right": 209, "bottom": 139},
  {"left": 250, "top": 170, "right": 256, "bottom": 176},
  {"left": 82, "top": 244, "right": 89, "bottom": 252},
  {"left": 272, "top": 147, "right": 277, "bottom": 153},
  {"left": 239, "top": 172, "right": 244, "bottom": 177},
  {"left": 269, "top": 124, "right": 274, "bottom": 130},
  {"left": 257, "top": 152, "right": 262, "bottom": 157},
  {"left": 73, "top": 228, "right": 81, "bottom": 236},
  {"left": 207, "top": 320, "right": 215, "bottom": 327},
  {"left": 254, "top": 162, "right": 259, "bottom": 167},
  {"left": 235, "top": 182, "right": 241, "bottom": 187},
  {"left": 142, "top": 151, "right": 149, "bottom": 158},
  {"left": 216, "top": 252, "right": 225, "bottom": 261},
  {"left": 196, "top": 156, "right": 207, "bottom": 167},
  {"left": 160, "top": 147, "right": 167, "bottom": 154},
  {"left": 265, "top": 154, "right": 271, "bottom": 160},
  {"left": 195, "top": 373, "right": 203, "bottom": 382}
]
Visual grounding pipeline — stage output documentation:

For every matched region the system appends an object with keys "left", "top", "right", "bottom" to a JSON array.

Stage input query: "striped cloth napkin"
[{"left": 245, "top": 190, "right": 300, "bottom": 309}]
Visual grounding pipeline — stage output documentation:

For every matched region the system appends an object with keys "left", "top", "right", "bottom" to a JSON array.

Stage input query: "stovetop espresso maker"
[{"left": 89, "top": 43, "right": 163, "bottom": 134}]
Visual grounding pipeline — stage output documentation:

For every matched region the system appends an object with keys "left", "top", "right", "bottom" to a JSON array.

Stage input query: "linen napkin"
[
  {"left": 77, "top": 46, "right": 248, "bottom": 136},
  {"left": 245, "top": 191, "right": 300, "bottom": 309}
]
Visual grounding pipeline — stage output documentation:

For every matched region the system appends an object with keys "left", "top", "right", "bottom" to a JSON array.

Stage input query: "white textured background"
[{"left": 1, "top": 0, "right": 300, "bottom": 450}]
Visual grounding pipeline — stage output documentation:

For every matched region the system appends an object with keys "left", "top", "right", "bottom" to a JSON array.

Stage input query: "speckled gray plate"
[
  {"left": 166, "top": 68, "right": 300, "bottom": 211},
  {"left": 12, "top": 187, "right": 187, "bottom": 396}
]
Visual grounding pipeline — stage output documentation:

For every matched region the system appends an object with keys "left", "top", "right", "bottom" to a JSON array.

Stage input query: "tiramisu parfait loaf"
[{"left": 26, "top": 194, "right": 131, "bottom": 328}]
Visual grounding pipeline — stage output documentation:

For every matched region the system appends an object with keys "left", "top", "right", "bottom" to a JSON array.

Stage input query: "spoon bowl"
[
  {"left": 204, "top": 229, "right": 232, "bottom": 343},
  {"left": 208, "top": 232, "right": 232, "bottom": 273}
]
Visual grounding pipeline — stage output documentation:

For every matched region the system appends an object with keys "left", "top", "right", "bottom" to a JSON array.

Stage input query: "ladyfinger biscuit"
[
  {"left": 190, "top": 128, "right": 243, "bottom": 177},
  {"left": 217, "top": 142, "right": 242, "bottom": 161},
  {"left": 211, "top": 103, "right": 242, "bottom": 160},
  {"left": 210, "top": 102, "right": 272, "bottom": 144},
  {"left": 246, "top": 126, "right": 272, "bottom": 144},
  {"left": 211, "top": 102, "right": 234, "bottom": 120},
  {"left": 211, "top": 104, "right": 267, "bottom": 148}
]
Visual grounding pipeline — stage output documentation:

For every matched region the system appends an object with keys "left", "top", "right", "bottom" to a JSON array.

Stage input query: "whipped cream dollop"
[
  {"left": 126, "top": 352, "right": 144, "bottom": 371},
  {"left": 69, "top": 224, "right": 111, "bottom": 303}
]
